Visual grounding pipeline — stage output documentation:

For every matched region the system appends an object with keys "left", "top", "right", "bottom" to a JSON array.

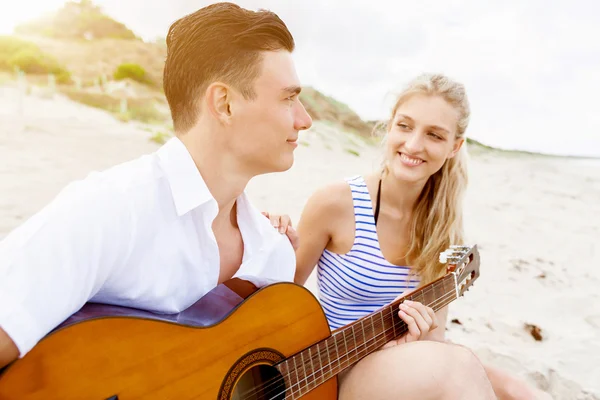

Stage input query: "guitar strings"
[
  {"left": 237, "top": 280, "right": 457, "bottom": 400},
  {"left": 283, "top": 293, "right": 457, "bottom": 400},
  {"left": 284, "top": 292, "right": 456, "bottom": 400},
  {"left": 238, "top": 288, "right": 458, "bottom": 400},
  {"left": 243, "top": 291, "right": 457, "bottom": 400},
  {"left": 285, "top": 283, "right": 456, "bottom": 384}
]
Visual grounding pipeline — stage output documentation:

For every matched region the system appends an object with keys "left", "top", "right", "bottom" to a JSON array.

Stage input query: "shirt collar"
[
  {"left": 157, "top": 137, "right": 214, "bottom": 216},
  {"left": 156, "top": 137, "right": 282, "bottom": 255}
]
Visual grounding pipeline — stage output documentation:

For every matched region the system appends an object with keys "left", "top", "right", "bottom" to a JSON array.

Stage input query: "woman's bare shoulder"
[
  {"left": 304, "top": 179, "right": 355, "bottom": 219},
  {"left": 301, "top": 178, "right": 366, "bottom": 253}
]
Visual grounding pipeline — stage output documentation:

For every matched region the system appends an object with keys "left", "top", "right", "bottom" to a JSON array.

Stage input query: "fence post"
[
  {"left": 120, "top": 98, "right": 128, "bottom": 116},
  {"left": 15, "top": 69, "right": 27, "bottom": 132},
  {"left": 48, "top": 73, "right": 56, "bottom": 96},
  {"left": 17, "top": 70, "right": 27, "bottom": 118}
]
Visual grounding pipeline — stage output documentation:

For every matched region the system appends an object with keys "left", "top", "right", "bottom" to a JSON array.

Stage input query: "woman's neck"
[{"left": 378, "top": 170, "right": 427, "bottom": 218}]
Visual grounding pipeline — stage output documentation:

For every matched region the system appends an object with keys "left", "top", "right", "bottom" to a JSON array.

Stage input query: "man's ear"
[
  {"left": 448, "top": 137, "right": 465, "bottom": 159},
  {"left": 205, "top": 82, "right": 232, "bottom": 123}
]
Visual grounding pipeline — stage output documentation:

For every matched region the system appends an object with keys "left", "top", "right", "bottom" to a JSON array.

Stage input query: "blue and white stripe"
[{"left": 317, "top": 175, "right": 419, "bottom": 330}]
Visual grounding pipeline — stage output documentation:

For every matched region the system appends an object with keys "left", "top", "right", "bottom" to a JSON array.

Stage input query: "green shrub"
[
  {"left": 0, "top": 36, "right": 38, "bottom": 70},
  {"left": 7, "top": 49, "right": 71, "bottom": 83},
  {"left": 113, "top": 63, "right": 149, "bottom": 84},
  {"left": 0, "top": 36, "right": 71, "bottom": 83}
]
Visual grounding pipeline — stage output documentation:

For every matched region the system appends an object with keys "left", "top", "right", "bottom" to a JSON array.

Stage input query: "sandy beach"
[{"left": 1, "top": 83, "right": 599, "bottom": 399}]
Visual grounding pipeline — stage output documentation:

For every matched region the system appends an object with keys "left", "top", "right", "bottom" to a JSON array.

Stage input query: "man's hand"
[
  {"left": 261, "top": 212, "right": 300, "bottom": 251},
  {"left": 0, "top": 327, "right": 19, "bottom": 369}
]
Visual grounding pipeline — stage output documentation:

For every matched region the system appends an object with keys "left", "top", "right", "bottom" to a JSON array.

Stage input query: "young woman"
[{"left": 267, "top": 73, "right": 550, "bottom": 399}]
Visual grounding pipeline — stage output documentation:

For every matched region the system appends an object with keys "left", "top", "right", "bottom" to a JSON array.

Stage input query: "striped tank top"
[{"left": 316, "top": 175, "right": 420, "bottom": 330}]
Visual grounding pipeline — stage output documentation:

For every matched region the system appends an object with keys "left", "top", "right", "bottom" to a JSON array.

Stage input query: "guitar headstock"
[{"left": 439, "top": 244, "right": 480, "bottom": 297}]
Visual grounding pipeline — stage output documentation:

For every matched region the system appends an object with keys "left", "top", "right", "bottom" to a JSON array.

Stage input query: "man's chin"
[
  {"left": 275, "top": 153, "right": 295, "bottom": 172},
  {"left": 253, "top": 155, "right": 294, "bottom": 176},
  {"left": 274, "top": 157, "right": 294, "bottom": 173}
]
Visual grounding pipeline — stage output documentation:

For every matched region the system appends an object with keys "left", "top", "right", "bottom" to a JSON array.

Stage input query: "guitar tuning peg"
[
  {"left": 440, "top": 249, "right": 458, "bottom": 263},
  {"left": 451, "top": 245, "right": 471, "bottom": 250},
  {"left": 439, "top": 252, "right": 448, "bottom": 263}
]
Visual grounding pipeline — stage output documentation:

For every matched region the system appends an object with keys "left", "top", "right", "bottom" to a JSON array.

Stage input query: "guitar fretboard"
[{"left": 277, "top": 273, "right": 458, "bottom": 399}]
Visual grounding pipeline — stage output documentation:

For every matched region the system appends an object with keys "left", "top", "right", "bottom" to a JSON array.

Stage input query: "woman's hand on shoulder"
[
  {"left": 261, "top": 181, "right": 348, "bottom": 254},
  {"left": 262, "top": 181, "right": 353, "bottom": 285},
  {"left": 261, "top": 211, "right": 300, "bottom": 251}
]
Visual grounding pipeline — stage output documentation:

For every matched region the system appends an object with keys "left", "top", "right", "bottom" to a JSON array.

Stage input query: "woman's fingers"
[
  {"left": 261, "top": 213, "right": 299, "bottom": 250},
  {"left": 399, "top": 302, "right": 430, "bottom": 337},
  {"left": 285, "top": 225, "right": 300, "bottom": 251},
  {"left": 270, "top": 215, "right": 281, "bottom": 230},
  {"left": 405, "top": 301, "right": 434, "bottom": 327},
  {"left": 279, "top": 214, "right": 292, "bottom": 234},
  {"left": 426, "top": 305, "right": 438, "bottom": 330},
  {"left": 397, "top": 308, "right": 420, "bottom": 342}
]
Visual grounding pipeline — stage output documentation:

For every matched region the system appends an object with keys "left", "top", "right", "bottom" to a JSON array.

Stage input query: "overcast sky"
[{"left": 1, "top": 0, "right": 599, "bottom": 157}]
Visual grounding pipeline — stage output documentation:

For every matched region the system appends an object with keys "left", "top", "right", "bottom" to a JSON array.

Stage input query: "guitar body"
[{"left": 0, "top": 282, "right": 338, "bottom": 399}]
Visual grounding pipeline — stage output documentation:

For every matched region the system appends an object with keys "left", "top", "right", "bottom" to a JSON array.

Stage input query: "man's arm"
[
  {"left": 0, "top": 181, "right": 128, "bottom": 367},
  {"left": 0, "top": 328, "right": 19, "bottom": 368}
]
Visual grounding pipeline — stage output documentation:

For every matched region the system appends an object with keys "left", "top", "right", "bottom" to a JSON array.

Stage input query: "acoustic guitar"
[{"left": 0, "top": 245, "right": 480, "bottom": 399}]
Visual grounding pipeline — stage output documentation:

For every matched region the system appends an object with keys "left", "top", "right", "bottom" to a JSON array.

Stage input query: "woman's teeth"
[{"left": 400, "top": 153, "right": 424, "bottom": 165}]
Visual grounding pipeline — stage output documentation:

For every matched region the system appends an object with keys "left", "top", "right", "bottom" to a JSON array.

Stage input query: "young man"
[
  {"left": 0, "top": 1, "right": 311, "bottom": 367},
  {"left": 0, "top": 3, "right": 496, "bottom": 399}
]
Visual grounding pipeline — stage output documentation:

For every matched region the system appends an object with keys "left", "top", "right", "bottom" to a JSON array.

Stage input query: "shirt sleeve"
[{"left": 0, "top": 179, "right": 130, "bottom": 357}]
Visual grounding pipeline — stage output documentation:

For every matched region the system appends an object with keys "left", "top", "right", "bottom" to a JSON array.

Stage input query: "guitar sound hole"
[{"left": 231, "top": 364, "right": 286, "bottom": 400}]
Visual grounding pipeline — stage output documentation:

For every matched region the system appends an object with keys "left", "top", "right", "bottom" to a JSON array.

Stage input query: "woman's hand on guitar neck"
[
  {"left": 383, "top": 299, "right": 439, "bottom": 348},
  {"left": 261, "top": 212, "right": 300, "bottom": 251}
]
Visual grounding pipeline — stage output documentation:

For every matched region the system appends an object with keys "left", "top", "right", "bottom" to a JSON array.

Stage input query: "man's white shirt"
[{"left": 0, "top": 137, "right": 296, "bottom": 357}]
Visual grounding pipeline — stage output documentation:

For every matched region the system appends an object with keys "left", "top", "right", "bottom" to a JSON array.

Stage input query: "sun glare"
[{"left": 0, "top": 0, "right": 68, "bottom": 35}]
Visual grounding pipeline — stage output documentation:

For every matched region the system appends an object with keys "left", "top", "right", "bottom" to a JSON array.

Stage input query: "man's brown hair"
[{"left": 163, "top": 2, "right": 295, "bottom": 133}]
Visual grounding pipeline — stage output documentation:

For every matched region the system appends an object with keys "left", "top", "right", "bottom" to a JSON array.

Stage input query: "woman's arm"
[
  {"left": 264, "top": 182, "right": 351, "bottom": 285},
  {"left": 293, "top": 185, "right": 341, "bottom": 285}
]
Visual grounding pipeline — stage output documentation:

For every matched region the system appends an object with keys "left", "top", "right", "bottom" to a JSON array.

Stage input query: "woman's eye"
[
  {"left": 429, "top": 132, "right": 443, "bottom": 140},
  {"left": 398, "top": 123, "right": 409, "bottom": 129}
]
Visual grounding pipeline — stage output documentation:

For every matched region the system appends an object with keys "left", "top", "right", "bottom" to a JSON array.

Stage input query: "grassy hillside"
[
  {"left": 18, "top": 35, "right": 166, "bottom": 88},
  {"left": 0, "top": 1, "right": 382, "bottom": 138},
  {"left": 300, "top": 87, "right": 374, "bottom": 136}
]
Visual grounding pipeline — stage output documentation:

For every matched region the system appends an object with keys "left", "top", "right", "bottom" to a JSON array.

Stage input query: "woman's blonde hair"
[{"left": 383, "top": 73, "right": 471, "bottom": 285}]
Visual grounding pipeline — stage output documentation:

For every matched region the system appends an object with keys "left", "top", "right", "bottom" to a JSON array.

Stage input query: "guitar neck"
[{"left": 277, "top": 273, "right": 458, "bottom": 399}]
